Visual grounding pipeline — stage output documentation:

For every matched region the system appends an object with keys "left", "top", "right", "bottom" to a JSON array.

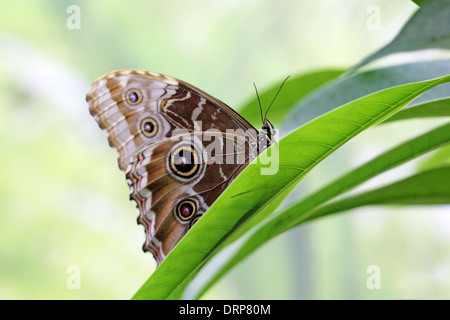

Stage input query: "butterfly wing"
[{"left": 87, "top": 70, "right": 258, "bottom": 264}]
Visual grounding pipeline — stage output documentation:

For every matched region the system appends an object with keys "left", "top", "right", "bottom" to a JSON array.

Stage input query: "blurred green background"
[{"left": 1, "top": 0, "right": 449, "bottom": 299}]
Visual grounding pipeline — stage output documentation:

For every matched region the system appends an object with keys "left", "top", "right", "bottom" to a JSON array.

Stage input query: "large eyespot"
[
  {"left": 125, "top": 88, "right": 143, "bottom": 105},
  {"left": 168, "top": 144, "right": 200, "bottom": 179},
  {"left": 175, "top": 199, "right": 197, "bottom": 222},
  {"left": 189, "top": 214, "right": 202, "bottom": 229},
  {"left": 140, "top": 117, "right": 158, "bottom": 138}
]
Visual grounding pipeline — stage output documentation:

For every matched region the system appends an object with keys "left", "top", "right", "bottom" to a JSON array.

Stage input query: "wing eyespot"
[
  {"left": 168, "top": 143, "right": 201, "bottom": 179},
  {"left": 189, "top": 214, "right": 202, "bottom": 229},
  {"left": 175, "top": 199, "right": 197, "bottom": 222},
  {"left": 140, "top": 117, "right": 158, "bottom": 138},
  {"left": 125, "top": 88, "right": 143, "bottom": 105}
]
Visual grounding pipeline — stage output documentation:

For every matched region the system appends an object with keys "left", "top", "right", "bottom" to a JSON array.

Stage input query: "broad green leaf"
[
  {"left": 132, "top": 76, "right": 450, "bottom": 300},
  {"left": 417, "top": 144, "right": 450, "bottom": 170},
  {"left": 383, "top": 98, "right": 450, "bottom": 123},
  {"left": 310, "top": 166, "right": 450, "bottom": 218},
  {"left": 238, "top": 69, "right": 343, "bottom": 127},
  {"left": 283, "top": 60, "right": 450, "bottom": 132},
  {"left": 348, "top": 0, "right": 450, "bottom": 73},
  {"left": 183, "top": 121, "right": 450, "bottom": 299}
]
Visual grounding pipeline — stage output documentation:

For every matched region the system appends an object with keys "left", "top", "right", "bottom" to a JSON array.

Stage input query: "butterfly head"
[
  {"left": 261, "top": 119, "right": 275, "bottom": 139},
  {"left": 253, "top": 76, "right": 289, "bottom": 153},
  {"left": 257, "top": 119, "right": 275, "bottom": 153}
]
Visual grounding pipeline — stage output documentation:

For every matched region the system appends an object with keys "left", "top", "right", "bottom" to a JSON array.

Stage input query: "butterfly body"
[{"left": 87, "top": 70, "right": 273, "bottom": 265}]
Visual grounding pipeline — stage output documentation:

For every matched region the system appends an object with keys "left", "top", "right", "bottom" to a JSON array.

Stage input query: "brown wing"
[{"left": 86, "top": 70, "right": 258, "bottom": 264}]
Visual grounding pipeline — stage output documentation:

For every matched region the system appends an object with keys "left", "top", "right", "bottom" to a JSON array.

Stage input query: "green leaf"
[
  {"left": 417, "top": 144, "right": 450, "bottom": 170},
  {"left": 311, "top": 166, "right": 450, "bottom": 218},
  {"left": 412, "top": 0, "right": 430, "bottom": 6},
  {"left": 348, "top": 0, "right": 450, "bottom": 73},
  {"left": 238, "top": 69, "right": 343, "bottom": 127},
  {"left": 382, "top": 98, "right": 450, "bottom": 123},
  {"left": 283, "top": 60, "right": 450, "bottom": 132},
  {"left": 298, "top": 123, "right": 450, "bottom": 225},
  {"left": 132, "top": 75, "right": 450, "bottom": 300},
  {"left": 183, "top": 121, "right": 450, "bottom": 299}
]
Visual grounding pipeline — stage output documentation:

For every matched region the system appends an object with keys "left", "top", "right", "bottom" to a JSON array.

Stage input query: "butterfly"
[{"left": 86, "top": 70, "right": 280, "bottom": 265}]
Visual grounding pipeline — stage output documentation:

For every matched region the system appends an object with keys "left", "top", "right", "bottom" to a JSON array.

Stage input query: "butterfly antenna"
[
  {"left": 264, "top": 75, "right": 290, "bottom": 122},
  {"left": 253, "top": 82, "right": 264, "bottom": 124}
]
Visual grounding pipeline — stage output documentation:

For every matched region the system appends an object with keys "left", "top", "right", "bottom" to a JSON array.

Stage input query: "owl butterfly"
[{"left": 86, "top": 70, "right": 277, "bottom": 265}]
